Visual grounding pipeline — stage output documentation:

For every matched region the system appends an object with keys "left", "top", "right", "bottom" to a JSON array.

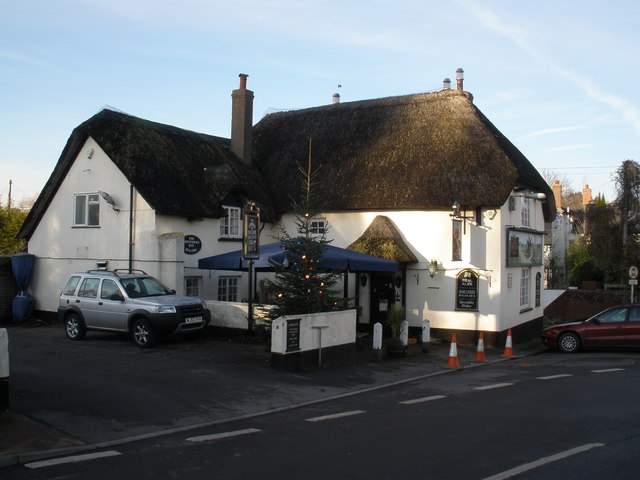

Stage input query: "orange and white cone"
[
  {"left": 501, "top": 329, "right": 514, "bottom": 358},
  {"left": 475, "top": 331, "right": 487, "bottom": 362},
  {"left": 446, "top": 334, "right": 461, "bottom": 369}
]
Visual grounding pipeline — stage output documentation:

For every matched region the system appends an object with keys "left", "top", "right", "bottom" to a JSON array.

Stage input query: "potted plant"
[{"left": 385, "top": 303, "right": 407, "bottom": 358}]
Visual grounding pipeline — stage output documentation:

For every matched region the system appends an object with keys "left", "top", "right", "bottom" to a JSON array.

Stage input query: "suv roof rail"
[
  {"left": 83, "top": 269, "right": 149, "bottom": 277},
  {"left": 113, "top": 269, "right": 148, "bottom": 275},
  {"left": 85, "top": 269, "right": 118, "bottom": 275}
]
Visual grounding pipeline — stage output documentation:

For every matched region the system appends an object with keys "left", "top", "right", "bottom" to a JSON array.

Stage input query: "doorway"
[{"left": 370, "top": 273, "right": 395, "bottom": 334}]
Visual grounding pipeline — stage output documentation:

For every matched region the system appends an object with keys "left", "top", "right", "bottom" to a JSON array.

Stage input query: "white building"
[{"left": 19, "top": 72, "right": 555, "bottom": 346}]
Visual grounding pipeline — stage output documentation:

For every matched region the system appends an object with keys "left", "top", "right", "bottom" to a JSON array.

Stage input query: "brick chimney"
[
  {"left": 582, "top": 184, "right": 592, "bottom": 207},
  {"left": 552, "top": 180, "right": 563, "bottom": 211},
  {"left": 231, "top": 73, "right": 254, "bottom": 165}
]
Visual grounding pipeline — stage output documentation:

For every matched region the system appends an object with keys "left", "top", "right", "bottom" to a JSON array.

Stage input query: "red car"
[{"left": 542, "top": 304, "right": 640, "bottom": 353}]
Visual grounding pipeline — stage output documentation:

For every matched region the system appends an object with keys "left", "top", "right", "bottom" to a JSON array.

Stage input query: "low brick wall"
[{"left": 544, "top": 289, "right": 627, "bottom": 326}]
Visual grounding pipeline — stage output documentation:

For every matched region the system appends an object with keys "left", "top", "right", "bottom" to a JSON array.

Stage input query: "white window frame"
[
  {"left": 74, "top": 193, "right": 100, "bottom": 227},
  {"left": 309, "top": 217, "right": 327, "bottom": 237},
  {"left": 220, "top": 206, "right": 241, "bottom": 239},
  {"left": 218, "top": 276, "right": 239, "bottom": 302},
  {"left": 521, "top": 197, "right": 530, "bottom": 228},
  {"left": 520, "top": 268, "right": 530, "bottom": 308},
  {"left": 184, "top": 277, "right": 200, "bottom": 297}
]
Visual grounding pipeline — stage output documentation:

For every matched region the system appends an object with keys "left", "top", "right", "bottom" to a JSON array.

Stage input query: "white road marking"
[
  {"left": 186, "top": 428, "right": 262, "bottom": 443},
  {"left": 399, "top": 395, "right": 446, "bottom": 405},
  {"left": 483, "top": 443, "right": 605, "bottom": 480},
  {"left": 592, "top": 368, "right": 625, "bottom": 373},
  {"left": 305, "top": 410, "right": 366, "bottom": 422},
  {"left": 537, "top": 374, "right": 573, "bottom": 380},
  {"left": 25, "top": 450, "right": 122, "bottom": 469},
  {"left": 474, "top": 383, "right": 514, "bottom": 391}
]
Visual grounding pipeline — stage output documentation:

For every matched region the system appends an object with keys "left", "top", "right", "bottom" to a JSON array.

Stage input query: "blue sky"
[{"left": 2, "top": 0, "right": 638, "bottom": 206}]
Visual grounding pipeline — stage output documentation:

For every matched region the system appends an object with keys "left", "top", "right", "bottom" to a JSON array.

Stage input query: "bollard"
[
  {"left": 422, "top": 319, "right": 431, "bottom": 352},
  {"left": 400, "top": 320, "right": 409, "bottom": 346},
  {"left": 372, "top": 322, "right": 383, "bottom": 361},
  {"left": 0, "top": 328, "right": 8, "bottom": 411}
]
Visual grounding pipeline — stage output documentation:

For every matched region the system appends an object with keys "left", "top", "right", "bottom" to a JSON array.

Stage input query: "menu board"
[
  {"left": 286, "top": 319, "right": 301, "bottom": 352},
  {"left": 455, "top": 269, "right": 479, "bottom": 311}
]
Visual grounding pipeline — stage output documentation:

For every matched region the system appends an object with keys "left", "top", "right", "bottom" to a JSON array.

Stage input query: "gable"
[{"left": 19, "top": 109, "right": 276, "bottom": 240}]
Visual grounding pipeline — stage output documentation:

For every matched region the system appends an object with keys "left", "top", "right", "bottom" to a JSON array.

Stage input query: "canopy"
[{"left": 198, "top": 242, "right": 399, "bottom": 273}]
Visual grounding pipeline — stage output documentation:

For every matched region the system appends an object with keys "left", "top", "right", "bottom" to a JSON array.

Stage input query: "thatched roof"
[
  {"left": 19, "top": 109, "right": 276, "bottom": 239},
  {"left": 347, "top": 216, "right": 418, "bottom": 263},
  {"left": 253, "top": 89, "right": 555, "bottom": 220}
]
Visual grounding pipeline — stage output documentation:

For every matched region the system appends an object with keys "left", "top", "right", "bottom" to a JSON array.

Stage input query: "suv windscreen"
[{"left": 121, "top": 277, "right": 172, "bottom": 298}]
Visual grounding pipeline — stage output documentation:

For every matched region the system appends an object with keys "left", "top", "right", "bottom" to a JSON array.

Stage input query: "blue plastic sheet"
[{"left": 11, "top": 253, "right": 36, "bottom": 322}]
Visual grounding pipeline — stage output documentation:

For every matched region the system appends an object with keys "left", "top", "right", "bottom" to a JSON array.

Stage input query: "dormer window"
[
  {"left": 220, "top": 206, "right": 241, "bottom": 238},
  {"left": 309, "top": 217, "right": 327, "bottom": 237},
  {"left": 74, "top": 193, "right": 100, "bottom": 227}
]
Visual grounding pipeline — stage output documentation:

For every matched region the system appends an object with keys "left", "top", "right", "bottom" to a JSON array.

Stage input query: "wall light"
[{"left": 428, "top": 260, "right": 438, "bottom": 278}]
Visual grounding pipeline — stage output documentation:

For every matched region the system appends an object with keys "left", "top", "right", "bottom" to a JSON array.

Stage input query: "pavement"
[{"left": 0, "top": 324, "right": 546, "bottom": 468}]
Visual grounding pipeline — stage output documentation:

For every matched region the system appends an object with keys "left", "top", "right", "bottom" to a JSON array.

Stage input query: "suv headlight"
[{"left": 156, "top": 305, "right": 177, "bottom": 314}]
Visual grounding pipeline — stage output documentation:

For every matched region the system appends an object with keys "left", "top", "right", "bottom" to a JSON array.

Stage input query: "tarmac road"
[{"left": 0, "top": 323, "right": 542, "bottom": 467}]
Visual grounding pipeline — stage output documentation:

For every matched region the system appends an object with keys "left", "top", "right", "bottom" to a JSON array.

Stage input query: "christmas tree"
[{"left": 265, "top": 141, "right": 346, "bottom": 319}]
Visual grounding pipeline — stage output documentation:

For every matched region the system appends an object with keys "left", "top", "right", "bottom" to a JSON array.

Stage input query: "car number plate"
[{"left": 185, "top": 316, "right": 203, "bottom": 324}]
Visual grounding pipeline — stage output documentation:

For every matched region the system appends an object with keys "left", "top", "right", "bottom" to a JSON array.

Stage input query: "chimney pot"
[
  {"left": 456, "top": 68, "right": 464, "bottom": 91},
  {"left": 238, "top": 73, "right": 248, "bottom": 90}
]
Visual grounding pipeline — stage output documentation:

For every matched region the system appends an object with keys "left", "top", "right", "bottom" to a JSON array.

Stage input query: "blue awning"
[{"left": 198, "top": 242, "right": 399, "bottom": 273}]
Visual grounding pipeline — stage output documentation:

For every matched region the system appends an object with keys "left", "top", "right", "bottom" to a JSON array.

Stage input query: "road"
[{"left": 4, "top": 349, "right": 640, "bottom": 479}]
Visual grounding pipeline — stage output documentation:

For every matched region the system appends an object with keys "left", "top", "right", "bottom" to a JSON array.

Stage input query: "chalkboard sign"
[
  {"left": 455, "top": 269, "right": 479, "bottom": 311},
  {"left": 286, "top": 319, "right": 301, "bottom": 352}
]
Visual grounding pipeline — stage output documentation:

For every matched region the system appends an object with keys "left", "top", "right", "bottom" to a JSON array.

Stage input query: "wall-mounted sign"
[
  {"left": 184, "top": 235, "right": 202, "bottom": 255},
  {"left": 506, "top": 228, "right": 544, "bottom": 267},
  {"left": 455, "top": 269, "right": 479, "bottom": 311}
]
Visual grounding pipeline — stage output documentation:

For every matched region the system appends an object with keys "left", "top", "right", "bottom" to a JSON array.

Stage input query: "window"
[
  {"left": 521, "top": 198, "right": 530, "bottom": 227},
  {"left": 598, "top": 307, "right": 627, "bottom": 323},
  {"left": 452, "top": 220, "right": 462, "bottom": 261},
  {"left": 185, "top": 277, "right": 200, "bottom": 297},
  {"left": 78, "top": 278, "right": 100, "bottom": 298},
  {"left": 218, "top": 276, "right": 238, "bottom": 302},
  {"left": 100, "top": 279, "right": 120, "bottom": 300},
  {"left": 220, "top": 206, "right": 241, "bottom": 238},
  {"left": 62, "top": 276, "right": 81, "bottom": 296},
  {"left": 74, "top": 193, "right": 100, "bottom": 226},
  {"left": 309, "top": 218, "right": 327, "bottom": 236},
  {"left": 520, "top": 268, "right": 530, "bottom": 308}
]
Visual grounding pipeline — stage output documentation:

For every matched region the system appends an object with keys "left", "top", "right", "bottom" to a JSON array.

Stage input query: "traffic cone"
[
  {"left": 475, "top": 331, "right": 487, "bottom": 362},
  {"left": 501, "top": 329, "right": 514, "bottom": 358},
  {"left": 446, "top": 334, "right": 461, "bottom": 369}
]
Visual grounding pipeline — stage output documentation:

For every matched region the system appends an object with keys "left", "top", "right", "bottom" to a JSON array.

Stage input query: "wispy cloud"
[
  {"left": 523, "top": 125, "right": 587, "bottom": 138},
  {"left": 0, "top": 50, "right": 60, "bottom": 71},
  {"left": 549, "top": 144, "right": 594, "bottom": 152},
  {"left": 460, "top": 0, "right": 640, "bottom": 136}
]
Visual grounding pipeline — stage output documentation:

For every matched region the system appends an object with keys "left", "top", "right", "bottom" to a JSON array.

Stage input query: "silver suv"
[{"left": 58, "top": 269, "right": 211, "bottom": 348}]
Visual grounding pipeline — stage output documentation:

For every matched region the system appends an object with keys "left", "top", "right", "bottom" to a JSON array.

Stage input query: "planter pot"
[{"left": 386, "top": 338, "right": 407, "bottom": 358}]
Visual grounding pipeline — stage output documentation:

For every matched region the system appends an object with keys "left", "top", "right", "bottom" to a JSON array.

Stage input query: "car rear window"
[{"left": 62, "top": 276, "right": 81, "bottom": 296}]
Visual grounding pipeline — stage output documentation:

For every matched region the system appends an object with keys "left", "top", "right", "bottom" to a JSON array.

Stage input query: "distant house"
[{"left": 19, "top": 72, "right": 554, "bottom": 346}]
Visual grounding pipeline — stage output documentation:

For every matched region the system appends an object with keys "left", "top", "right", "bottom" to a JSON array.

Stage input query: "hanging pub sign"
[
  {"left": 242, "top": 202, "right": 260, "bottom": 259},
  {"left": 507, "top": 228, "right": 544, "bottom": 267},
  {"left": 184, "top": 235, "right": 202, "bottom": 255},
  {"left": 455, "top": 269, "right": 479, "bottom": 311}
]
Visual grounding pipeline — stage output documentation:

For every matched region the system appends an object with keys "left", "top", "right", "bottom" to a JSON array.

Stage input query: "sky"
[{"left": 2, "top": 0, "right": 639, "bottom": 207}]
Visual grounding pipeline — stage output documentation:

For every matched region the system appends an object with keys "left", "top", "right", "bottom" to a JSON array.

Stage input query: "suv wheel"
[
  {"left": 132, "top": 318, "right": 156, "bottom": 348},
  {"left": 65, "top": 313, "right": 86, "bottom": 340}
]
